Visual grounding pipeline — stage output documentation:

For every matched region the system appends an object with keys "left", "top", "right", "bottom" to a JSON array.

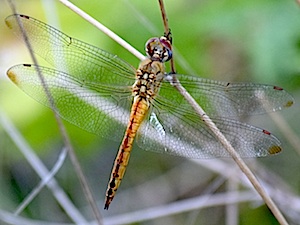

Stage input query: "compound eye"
[
  {"left": 159, "top": 37, "right": 172, "bottom": 52},
  {"left": 145, "top": 36, "right": 172, "bottom": 62},
  {"left": 161, "top": 45, "right": 172, "bottom": 62}
]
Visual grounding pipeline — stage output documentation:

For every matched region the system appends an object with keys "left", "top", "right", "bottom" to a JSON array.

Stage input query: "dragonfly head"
[{"left": 145, "top": 36, "right": 172, "bottom": 63}]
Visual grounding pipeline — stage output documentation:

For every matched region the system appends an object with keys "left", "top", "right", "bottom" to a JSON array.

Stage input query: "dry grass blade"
[
  {"left": 4, "top": 0, "right": 293, "bottom": 223},
  {"left": 157, "top": 0, "right": 288, "bottom": 224},
  {"left": 158, "top": 0, "right": 176, "bottom": 73},
  {"left": 0, "top": 208, "right": 84, "bottom": 225},
  {"left": 104, "top": 191, "right": 261, "bottom": 224},
  {"left": 6, "top": 0, "right": 103, "bottom": 224},
  {"left": 14, "top": 147, "right": 68, "bottom": 215},
  {"left": 59, "top": 0, "right": 289, "bottom": 223},
  {"left": 269, "top": 112, "right": 300, "bottom": 156},
  {"left": 59, "top": 0, "right": 145, "bottom": 61},
  {"left": 171, "top": 79, "right": 288, "bottom": 225},
  {"left": 0, "top": 110, "right": 87, "bottom": 224}
]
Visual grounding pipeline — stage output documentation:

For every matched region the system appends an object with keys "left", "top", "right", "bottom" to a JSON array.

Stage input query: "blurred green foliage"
[{"left": 0, "top": 0, "right": 299, "bottom": 224}]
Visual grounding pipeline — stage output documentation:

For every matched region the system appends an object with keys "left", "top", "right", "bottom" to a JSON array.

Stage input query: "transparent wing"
[
  {"left": 6, "top": 14, "right": 293, "bottom": 158},
  {"left": 5, "top": 14, "right": 138, "bottom": 141},
  {"left": 8, "top": 64, "right": 132, "bottom": 141},
  {"left": 136, "top": 76, "right": 290, "bottom": 158},
  {"left": 138, "top": 111, "right": 281, "bottom": 158},
  {"left": 161, "top": 74, "right": 294, "bottom": 118},
  {"left": 5, "top": 14, "right": 136, "bottom": 87}
]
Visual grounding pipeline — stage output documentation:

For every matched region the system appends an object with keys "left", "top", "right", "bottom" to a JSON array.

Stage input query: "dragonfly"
[{"left": 5, "top": 14, "right": 294, "bottom": 209}]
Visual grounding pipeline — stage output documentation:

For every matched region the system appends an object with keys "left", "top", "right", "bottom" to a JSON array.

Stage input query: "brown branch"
[{"left": 158, "top": 0, "right": 176, "bottom": 74}]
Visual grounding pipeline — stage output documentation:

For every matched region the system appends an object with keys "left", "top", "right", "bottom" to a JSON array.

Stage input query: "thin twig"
[
  {"left": 226, "top": 178, "right": 239, "bottom": 225},
  {"left": 59, "top": 0, "right": 288, "bottom": 223},
  {"left": 158, "top": 0, "right": 169, "bottom": 35},
  {"left": 158, "top": 0, "right": 176, "bottom": 73},
  {"left": 102, "top": 157, "right": 300, "bottom": 223},
  {"left": 7, "top": 0, "right": 103, "bottom": 224},
  {"left": 125, "top": 0, "right": 197, "bottom": 75},
  {"left": 14, "top": 147, "right": 68, "bottom": 215},
  {"left": 104, "top": 191, "right": 261, "bottom": 224},
  {"left": 171, "top": 78, "right": 288, "bottom": 225},
  {"left": 0, "top": 208, "right": 81, "bottom": 225},
  {"left": 269, "top": 112, "right": 300, "bottom": 156},
  {"left": 157, "top": 0, "right": 288, "bottom": 224},
  {"left": 59, "top": 0, "right": 145, "bottom": 61},
  {"left": 0, "top": 110, "right": 87, "bottom": 224}
]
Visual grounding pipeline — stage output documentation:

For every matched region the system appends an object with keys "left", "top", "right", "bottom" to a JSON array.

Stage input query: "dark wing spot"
[
  {"left": 268, "top": 145, "right": 282, "bottom": 154},
  {"left": 285, "top": 100, "right": 294, "bottom": 108},
  {"left": 273, "top": 86, "right": 283, "bottom": 91},
  {"left": 20, "top": 15, "right": 30, "bottom": 19},
  {"left": 262, "top": 129, "right": 271, "bottom": 135}
]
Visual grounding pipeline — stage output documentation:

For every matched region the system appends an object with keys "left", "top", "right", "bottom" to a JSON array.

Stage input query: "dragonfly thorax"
[{"left": 132, "top": 58, "right": 165, "bottom": 100}]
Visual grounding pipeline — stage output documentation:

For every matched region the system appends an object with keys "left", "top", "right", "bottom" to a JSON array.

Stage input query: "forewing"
[
  {"left": 7, "top": 64, "right": 132, "bottom": 141},
  {"left": 168, "top": 74, "right": 294, "bottom": 118},
  {"left": 5, "top": 14, "right": 136, "bottom": 87}
]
